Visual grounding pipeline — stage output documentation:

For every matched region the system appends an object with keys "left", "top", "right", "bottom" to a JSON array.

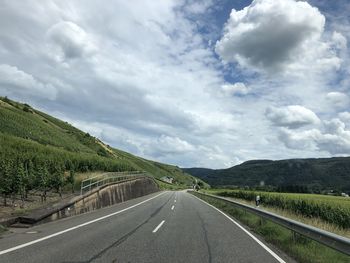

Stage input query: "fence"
[{"left": 80, "top": 171, "right": 146, "bottom": 195}]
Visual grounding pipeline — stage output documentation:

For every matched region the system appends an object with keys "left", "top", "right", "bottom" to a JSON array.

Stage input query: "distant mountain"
[
  {"left": 183, "top": 158, "right": 350, "bottom": 192},
  {"left": 0, "top": 96, "right": 203, "bottom": 187}
]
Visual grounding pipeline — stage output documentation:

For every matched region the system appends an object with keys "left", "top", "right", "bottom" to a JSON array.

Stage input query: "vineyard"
[
  {"left": 0, "top": 97, "right": 202, "bottom": 206},
  {"left": 210, "top": 189, "right": 350, "bottom": 229},
  {"left": 0, "top": 97, "right": 112, "bottom": 155},
  {"left": 0, "top": 127, "right": 136, "bottom": 206}
]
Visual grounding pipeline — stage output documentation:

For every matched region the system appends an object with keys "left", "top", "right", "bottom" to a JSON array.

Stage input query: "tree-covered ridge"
[{"left": 183, "top": 158, "right": 350, "bottom": 193}]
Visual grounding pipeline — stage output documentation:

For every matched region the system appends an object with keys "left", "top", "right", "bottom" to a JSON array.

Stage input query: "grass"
[
  {"left": 206, "top": 189, "right": 350, "bottom": 229},
  {"left": 0, "top": 225, "right": 7, "bottom": 236},
  {"left": 0, "top": 99, "right": 109, "bottom": 154},
  {"left": 191, "top": 192, "right": 350, "bottom": 263},
  {"left": 208, "top": 194, "right": 350, "bottom": 238},
  {"left": 155, "top": 179, "right": 187, "bottom": 191}
]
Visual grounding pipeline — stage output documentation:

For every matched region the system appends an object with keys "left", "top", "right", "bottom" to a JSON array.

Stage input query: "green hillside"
[
  {"left": 0, "top": 97, "right": 203, "bottom": 201},
  {"left": 183, "top": 158, "right": 350, "bottom": 193}
]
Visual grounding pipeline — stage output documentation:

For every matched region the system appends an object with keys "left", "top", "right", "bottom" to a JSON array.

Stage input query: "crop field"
[{"left": 207, "top": 189, "right": 350, "bottom": 229}]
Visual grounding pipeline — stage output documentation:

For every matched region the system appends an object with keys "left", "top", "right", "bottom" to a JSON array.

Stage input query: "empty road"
[{"left": 0, "top": 191, "right": 291, "bottom": 263}]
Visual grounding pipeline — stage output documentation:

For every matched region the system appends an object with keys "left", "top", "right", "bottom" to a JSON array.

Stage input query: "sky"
[{"left": 1, "top": 0, "right": 350, "bottom": 169}]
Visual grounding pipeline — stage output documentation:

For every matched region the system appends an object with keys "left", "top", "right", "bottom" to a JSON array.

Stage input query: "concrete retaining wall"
[{"left": 22, "top": 177, "right": 159, "bottom": 224}]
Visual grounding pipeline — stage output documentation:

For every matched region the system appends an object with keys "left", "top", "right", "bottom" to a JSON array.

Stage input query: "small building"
[{"left": 160, "top": 176, "right": 174, "bottom": 184}]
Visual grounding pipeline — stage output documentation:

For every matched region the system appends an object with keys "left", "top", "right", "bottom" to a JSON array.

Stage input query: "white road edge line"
[
  {"left": 191, "top": 194, "right": 286, "bottom": 263},
  {"left": 171, "top": 205, "right": 175, "bottom": 210},
  {"left": 152, "top": 220, "right": 165, "bottom": 233},
  {"left": 0, "top": 192, "right": 166, "bottom": 256}
]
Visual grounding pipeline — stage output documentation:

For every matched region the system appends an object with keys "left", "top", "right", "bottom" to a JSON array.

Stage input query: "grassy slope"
[
  {"left": 0, "top": 97, "right": 203, "bottom": 187},
  {"left": 183, "top": 158, "right": 350, "bottom": 192},
  {"left": 112, "top": 148, "right": 204, "bottom": 185}
]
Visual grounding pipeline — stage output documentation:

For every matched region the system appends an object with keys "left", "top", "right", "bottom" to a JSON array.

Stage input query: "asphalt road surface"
[{"left": 0, "top": 191, "right": 292, "bottom": 263}]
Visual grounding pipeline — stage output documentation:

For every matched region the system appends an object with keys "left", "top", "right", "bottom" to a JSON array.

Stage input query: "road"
[{"left": 0, "top": 191, "right": 291, "bottom": 263}]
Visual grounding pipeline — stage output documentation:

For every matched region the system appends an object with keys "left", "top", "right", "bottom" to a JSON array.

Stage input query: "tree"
[
  {"left": 23, "top": 105, "right": 31, "bottom": 113},
  {"left": 2, "top": 96, "right": 10, "bottom": 104},
  {"left": 66, "top": 170, "right": 75, "bottom": 193},
  {"left": 0, "top": 160, "right": 12, "bottom": 206},
  {"left": 50, "top": 163, "right": 64, "bottom": 198},
  {"left": 10, "top": 161, "right": 21, "bottom": 205},
  {"left": 16, "top": 161, "right": 27, "bottom": 207},
  {"left": 25, "top": 160, "right": 36, "bottom": 198},
  {"left": 38, "top": 165, "right": 49, "bottom": 202}
]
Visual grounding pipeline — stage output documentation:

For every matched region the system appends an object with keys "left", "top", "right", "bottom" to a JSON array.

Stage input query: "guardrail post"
[{"left": 259, "top": 217, "right": 265, "bottom": 226}]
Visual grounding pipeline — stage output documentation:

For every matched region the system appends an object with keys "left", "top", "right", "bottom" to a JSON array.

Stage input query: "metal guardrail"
[
  {"left": 191, "top": 191, "right": 350, "bottom": 256},
  {"left": 80, "top": 171, "right": 146, "bottom": 195}
]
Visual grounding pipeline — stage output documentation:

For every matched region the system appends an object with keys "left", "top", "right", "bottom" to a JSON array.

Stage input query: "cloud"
[
  {"left": 221, "top": 82, "right": 249, "bottom": 96},
  {"left": 47, "top": 21, "right": 96, "bottom": 61},
  {"left": 145, "top": 135, "right": 195, "bottom": 157},
  {"left": 338, "top": 111, "right": 350, "bottom": 122},
  {"left": 215, "top": 0, "right": 342, "bottom": 74},
  {"left": 332, "top": 31, "right": 347, "bottom": 51},
  {"left": 184, "top": 0, "right": 213, "bottom": 14},
  {"left": 0, "top": 64, "right": 57, "bottom": 100},
  {"left": 279, "top": 118, "right": 350, "bottom": 155},
  {"left": 326, "top": 92, "right": 349, "bottom": 109},
  {"left": 279, "top": 128, "right": 320, "bottom": 150},
  {"left": 265, "top": 105, "right": 320, "bottom": 129},
  {"left": 0, "top": 0, "right": 350, "bottom": 168}
]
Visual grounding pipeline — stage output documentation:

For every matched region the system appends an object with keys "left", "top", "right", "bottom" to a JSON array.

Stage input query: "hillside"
[
  {"left": 183, "top": 158, "right": 350, "bottom": 193},
  {"left": 0, "top": 97, "right": 203, "bottom": 198}
]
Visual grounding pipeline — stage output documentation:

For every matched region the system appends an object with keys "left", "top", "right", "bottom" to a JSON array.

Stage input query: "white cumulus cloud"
[
  {"left": 47, "top": 21, "right": 96, "bottom": 61},
  {"left": 144, "top": 135, "right": 195, "bottom": 157},
  {"left": 221, "top": 82, "right": 250, "bottom": 96},
  {"left": 215, "top": 0, "right": 342, "bottom": 75},
  {"left": 279, "top": 118, "right": 350, "bottom": 155},
  {"left": 338, "top": 111, "right": 350, "bottom": 122},
  {"left": 0, "top": 0, "right": 350, "bottom": 168},
  {"left": 0, "top": 64, "right": 57, "bottom": 100},
  {"left": 265, "top": 105, "right": 320, "bottom": 129},
  {"left": 326, "top": 92, "right": 349, "bottom": 109}
]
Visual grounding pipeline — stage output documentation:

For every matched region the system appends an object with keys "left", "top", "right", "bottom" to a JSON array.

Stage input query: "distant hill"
[
  {"left": 0, "top": 97, "right": 203, "bottom": 190},
  {"left": 183, "top": 158, "right": 350, "bottom": 192}
]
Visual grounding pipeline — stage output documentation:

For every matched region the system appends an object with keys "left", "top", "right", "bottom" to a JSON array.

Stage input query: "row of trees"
[{"left": 0, "top": 158, "right": 72, "bottom": 206}]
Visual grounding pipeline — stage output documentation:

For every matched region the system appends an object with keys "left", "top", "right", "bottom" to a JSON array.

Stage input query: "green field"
[{"left": 206, "top": 189, "right": 350, "bottom": 229}]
